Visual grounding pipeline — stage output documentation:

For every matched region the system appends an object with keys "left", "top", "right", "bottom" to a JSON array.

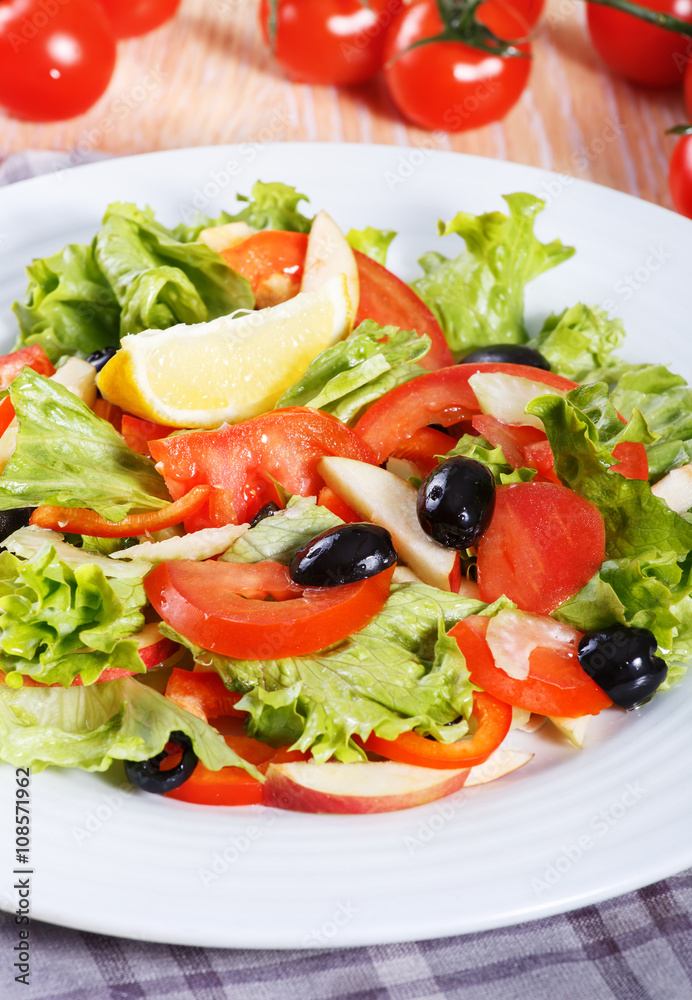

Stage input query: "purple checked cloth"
[{"left": 1, "top": 150, "right": 691, "bottom": 1000}]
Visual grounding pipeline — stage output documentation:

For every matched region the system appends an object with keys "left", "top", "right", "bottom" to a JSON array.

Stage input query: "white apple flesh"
[
  {"left": 318, "top": 456, "right": 461, "bottom": 592},
  {"left": 263, "top": 760, "right": 470, "bottom": 814},
  {"left": 464, "top": 748, "right": 534, "bottom": 786},
  {"left": 301, "top": 210, "right": 359, "bottom": 328},
  {"left": 468, "top": 372, "right": 567, "bottom": 430}
]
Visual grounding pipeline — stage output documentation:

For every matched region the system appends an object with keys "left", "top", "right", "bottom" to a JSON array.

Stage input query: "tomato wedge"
[
  {"left": 30, "top": 486, "right": 211, "bottom": 538},
  {"left": 220, "top": 230, "right": 453, "bottom": 369},
  {"left": 452, "top": 616, "right": 612, "bottom": 717},
  {"left": 363, "top": 690, "right": 512, "bottom": 769},
  {"left": 354, "top": 363, "right": 577, "bottom": 464},
  {"left": 145, "top": 559, "right": 395, "bottom": 659},
  {"left": 352, "top": 249, "right": 454, "bottom": 370},
  {"left": 149, "top": 407, "right": 377, "bottom": 528},
  {"left": 317, "top": 486, "right": 361, "bottom": 523},
  {"left": 476, "top": 482, "right": 606, "bottom": 615},
  {"left": 390, "top": 426, "right": 457, "bottom": 476}
]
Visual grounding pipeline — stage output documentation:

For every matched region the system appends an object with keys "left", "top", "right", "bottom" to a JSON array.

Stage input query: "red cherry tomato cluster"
[
  {"left": 0, "top": 0, "right": 180, "bottom": 122},
  {"left": 259, "top": 0, "right": 544, "bottom": 132}
]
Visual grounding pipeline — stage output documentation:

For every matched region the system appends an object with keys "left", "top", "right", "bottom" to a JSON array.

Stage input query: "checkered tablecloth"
[{"left": 1, "top": 151, "right": 691, "bottom": 1000}]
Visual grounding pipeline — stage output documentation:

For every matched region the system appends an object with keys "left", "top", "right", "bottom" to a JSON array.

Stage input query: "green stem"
[{"left": 585, "top": 0, "right": 692, "bottom": 37}]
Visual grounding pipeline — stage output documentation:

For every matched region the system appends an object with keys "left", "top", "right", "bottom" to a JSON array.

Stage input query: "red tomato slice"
[
  {"left": 472, "top": 414, "right": 560, "bottom": 484},
  {"left": 390, "top": 426, "right": 457, "bottom": 476},
  {"left": 121, "top": 414, "right": 171, "bottom": 456},
  {"left": 611, "top": 441, "right": 648, "bottom": 481},
  {"left": 352, "top": 250, "right": 453, "bottom": 370},
  {"left": 317, "top": 486, "right": 361, "bottom": 523},
  {"left": 363, "top": 690, "right": 512, "bottom": 769},
  {"left": 30, "top": 486, "right": 211, "bottom": 538},
  {"left": 354, "top": 363, "right": 577, "bottom": 464},
  {"left": 145, "top": 559, "right": 395, "bottom": 659},
  {"left": 165, "top": 668, "right": 246, "bottom": 722},
  {"left": 149, "top": 407, "right": 377, "bottom": 528},
  {"left": 476, "top": 482, "right": 606, "bottom": 615},
  {"left": 452, "top": 616, "right": 612, "bottom": 717},
  {"left": 221, "top": 231, "right": 307, "bottom": 308},
  {"left": 0, "top": 396, "right": 15, "bottom": 438},
  {"left": 0, "top": 345, "right": 55, "bottom": 389}
]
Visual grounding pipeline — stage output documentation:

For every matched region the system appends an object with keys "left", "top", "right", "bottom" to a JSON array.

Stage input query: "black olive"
[
  {"left": 250, "top": 502, "right": 281, "bottom": 528},
  {"left": 417, "top": 457, "right": 495, "bottom": 549},
  {"left": 462, "top": 344, "right": 551, "bottom": 371},
  {"left": 577, "top": 625, "right": 668, "bottom": 710},
  {"left": 124, "top": 731, "right": 198, "bottom": 794},
  {"left": 289, "top": 523, "right": 397, "bottom": 587},
  {"left": 86, "top": 347, "right": 118, "bottom": 373},
  {"left": 0, "top": 507, "right": 35, "bottom": 547}
]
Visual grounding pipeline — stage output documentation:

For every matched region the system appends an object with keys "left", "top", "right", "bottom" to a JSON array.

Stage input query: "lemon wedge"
[{"left": 97, "top": 274, "right": 352, "bottom": 428}]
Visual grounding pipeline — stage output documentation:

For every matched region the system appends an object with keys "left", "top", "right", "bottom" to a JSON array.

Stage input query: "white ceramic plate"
[{"left": 0, "top": 144, "right": 691, "bottom": 949}]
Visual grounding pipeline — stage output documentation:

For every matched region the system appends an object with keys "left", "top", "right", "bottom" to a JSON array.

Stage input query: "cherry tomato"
[
  {"left": 259, "top": 0, "right": 404, "bottom": 85},
  {"left": 382, "top": 0, "right": 531, "bottom": 132},
  {"left": 354, "top": 362, "right": 576, "bottom": 464},
  {"left": 452, "top": 616, "right": 612, "bottom": 717},
  {"left": 0, "top": 0, "right": 117, "bottom": 122},
  {"left": 363, "top": 690, "right": 512, "bottom": 769},
  {"left": 685, "top": 60, "right": 692, "bottom": 116},
  {"left": 222, "top": 232, "right": 453, "bottom": 369},
  {"left": 144, "top": 559, "right": 395, "bottom": 659},
  {"left": 476, "top": 482, "right": 606, "bottom": 615},
  {"left": 669, "top": 134, "right": 692, "bottom": 219},
  {"left": 96, "top": 0, "right": 180, "bottom": 38},
  {"left": 150, "top": 406, "right": 377, "bottom": 528},
  {"left": 586, "top": 0, "right": 692, "bottom": 87}
]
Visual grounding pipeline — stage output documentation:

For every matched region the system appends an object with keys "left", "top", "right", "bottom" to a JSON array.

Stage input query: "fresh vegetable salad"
[{"left": 1, "top": 181, "right": 691, "bottom": 815}]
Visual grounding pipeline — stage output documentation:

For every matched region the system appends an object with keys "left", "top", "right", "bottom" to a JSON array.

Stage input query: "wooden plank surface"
[{"left": 0, "top": 0, "right": 687, "bottom": 208}]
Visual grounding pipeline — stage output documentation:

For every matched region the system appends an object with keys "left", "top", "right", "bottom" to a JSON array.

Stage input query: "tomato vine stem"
[{"left": 584, "top": 0, "right": 692, "bottom": 36}]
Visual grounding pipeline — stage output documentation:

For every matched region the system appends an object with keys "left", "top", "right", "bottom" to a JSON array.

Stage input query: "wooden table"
[{"left": 0, "top": 0, "right": 688, "bottom": 209}]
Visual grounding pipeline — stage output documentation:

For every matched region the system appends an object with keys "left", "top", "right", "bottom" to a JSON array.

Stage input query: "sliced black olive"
[
  {"left": 86, "top": 347, "right": 118, "bottom": 372},
  {"left": 417, "top": 457, "right": 495, "bottom": 549},
  {"left": 0, "top": 507, "right": 35, "bottom": 546},
  {"left": 577, "top": 625, "right": 668, "bottom": 710},
  {"left": 124, "top": 731, "right": 198, "bottom": 794},
  {"left": 462, "top": 344, "right": 551, "bottom": 371},
  {"left": 250, "top": 502, "right": 281, "bottom": 529},
  {"left": 289, "top": 523, "right": 397, "bottom": 587}
]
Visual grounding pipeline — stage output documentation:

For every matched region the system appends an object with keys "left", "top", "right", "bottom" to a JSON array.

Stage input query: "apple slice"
[
  {"left": 318, "top": 456, "right": 461, "bottom": 592},
  {"left": 301, "top": 210, "right": 359, "bottom": 328},
  {"left": 263, "top": 760, "right": 470, "bottom": 814},
  {"left": 468, "top": 372, "right": 567, "bottom": 430},
  {"left": 549, "top": 714, "right": 592, "bottom": 747},
  {"left": 651, "top": 462, "right": 692, "bottom": 514},
  {"left": 464, "top": 748, "right": 533, "bottom": 786},
  {"left": 198, "top": 221, "right": 254, "bottom": 253}
]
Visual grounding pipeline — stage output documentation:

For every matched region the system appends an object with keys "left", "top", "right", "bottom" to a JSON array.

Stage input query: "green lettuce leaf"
[
  {"left": 173, "top": 181, "right": 313, "bottom": 242},
  {"left": 94, "top": 203, "right": 253, "bottom": 336},
  {"left": 13, "top": 243, "right": 120, "bottom": 363},
  {"left": 445, "top": 433, "right": 537, "bottom": 485},
  {"left": 411, "top": 193, "right": 575, "bottom": 359},
  {"left": 0, "top": 370, "right": 170, "bottom": 520},
  {"left": 164, "top": 583, "right": 485, "bottom": 763},
  {"left": 527, "top": 304, "right": 625, "bottom": 381},
  {"left": 347, "top": 227, "right": 396, "bottom": 266},
  {"left": 0, "top": 546, "right": 146, "bottom": 688},
  {"left": 0, "top": 676, "right": 258, "bottom": 775},
  {"left": 528, "top": 384, "right": 692, "bottom": 561},
  {"left": 276, "top": 320, "right": 429, "bottom": 425},
  {"left": 219, "top": 495, "right": 342, "bottom": 565}
]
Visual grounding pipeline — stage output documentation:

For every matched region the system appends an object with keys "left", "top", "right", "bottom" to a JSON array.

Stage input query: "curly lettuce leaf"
[
  {"left": 174, "top": 181, "right": 314, "bottom": 242},
  {"left": 0, "top": 545, "right": 146, "bottom": 688},
  {"left": 94, "top": 202, "right": 253, "bottom": 336},
  {"left": 165, "top": 583, "right": 485, "bottom": 763},
  {"left": 346, "top": 227, "right": 396, "bottom": 266},
  {"left": 528, "top": 304, "right": 625, "bottom": 382},
  {"left": 0, "top": 676, "right": 258, "bottom": 775},
  {"left": 444, "top": 433, "right": 537, "bottom": 486},
  {"left": 13, "top": 243, "right": 120, "bottom": 363},
  {"left": 219, "top": 496, "right": 342, "bottom": 565},
  {"left": 276, "top": 320, "right": 429, "bottom": 425},
  {"left": 411, "top": 193, "right": 575, "bottom": 359},
  {"left": 0, "top": 370, "right": 170, "bottom": 520}
]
